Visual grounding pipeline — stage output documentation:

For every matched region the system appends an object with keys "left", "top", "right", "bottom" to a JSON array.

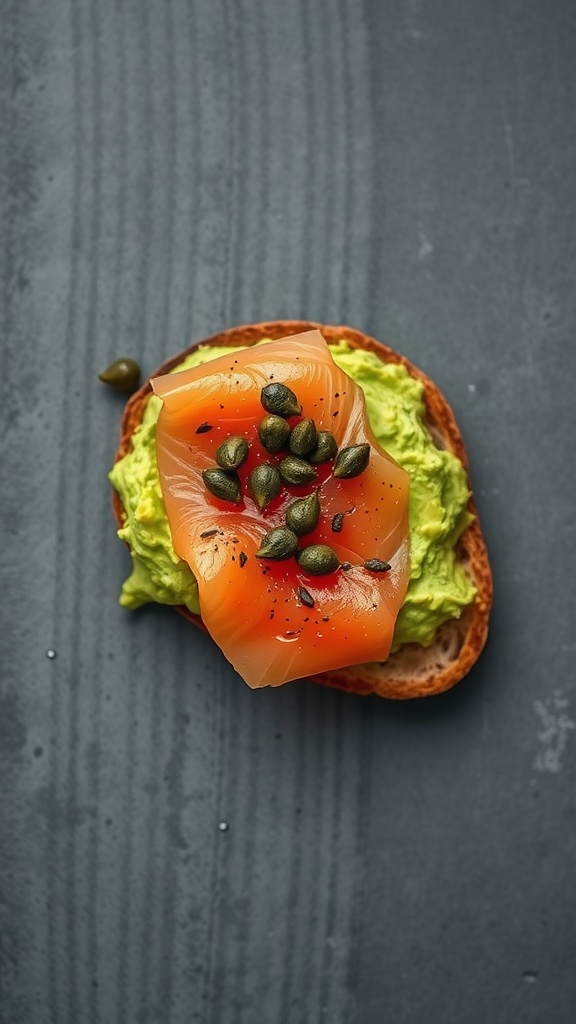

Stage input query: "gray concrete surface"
[{"left": 1, "top": 0, "right": 575, "bottom": 1021}]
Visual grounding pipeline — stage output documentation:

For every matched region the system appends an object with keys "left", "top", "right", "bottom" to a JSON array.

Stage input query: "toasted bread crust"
[{"left": 113, "top": 321, "right": 493, "bottom": 698}]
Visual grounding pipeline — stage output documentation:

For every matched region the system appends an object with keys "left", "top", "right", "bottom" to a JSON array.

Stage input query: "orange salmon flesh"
[{"left": 153, "top": 330, "right": 410, "bottom": 688}]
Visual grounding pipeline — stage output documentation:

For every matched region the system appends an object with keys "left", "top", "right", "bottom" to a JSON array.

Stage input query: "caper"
[
  {"left": 260, "top": 382, "right": 301, "bottom": 417},
  {"left": 297, "top": 544, "right": 340, "bottom": 575},
  {"left": 258, "top": 415, "right": 291, "bottom": 453},
  {"left": 278, "top": 455, "right": 318, "bottom": 486},
  {"left": 289, "top": 418, "right": 318, "bottom": 456},
  {"left": 364, "top": 558, "right": 391, "bottom": 573},
  {"left": 202, "top": 468, "right": 242, "bottom": 504},
  {"left": 215, "top": 435, "right": 249, "bottom": 470},
  {"left": 256, "top": 527, "right": 299, "bottom": 560},
  {"left": 333, "top": 443, "right": 370, "bottom": 479},
  {"left": 248, "top": 463, "right": 282, "bottom": 509},
  {"left": 98, "top": 357, "right": 141, "bottom": 393},
  {"left": 285, "top": 490, "right": 320, "bottom": 536},
  {"left": 309, "top": 430, "right": 338, "bottom": 464}
]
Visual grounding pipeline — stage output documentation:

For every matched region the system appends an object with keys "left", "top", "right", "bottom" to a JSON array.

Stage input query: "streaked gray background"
[{"left": 1, "top": 1, "right": 575, "bottom": 1022}]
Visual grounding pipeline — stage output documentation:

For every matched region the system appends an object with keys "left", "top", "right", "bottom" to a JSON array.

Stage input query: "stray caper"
[
  {"left": 364, "top": 558, "right": 391, "bottom": 573},
  {"left": 333, "top": 443, "right": 370, "bottom": 479},
  {"left": 309, "top": 430, "right": 338, "bottom": 464},
  {"left": 216, "top": 436, "right": 249, "bottom": 470},
  {"left": 258, "top": 415, "right": 291, "bottom": 453},
  {"left": 260, "top": 382, "right": 301, "bottom": 417},
  {"left": 256, "top": 527, "right": 299, "bottom": 560},
  {"left": 98, "top": 357, "right": 141, "bottom": 394},
  {"left": 248, "top": 463, "right": 282, "bottom": 509},
  {"left": 297, "top": 544, "right": 340, "bottom": 576},
  {"left": 202, "top": 468, "right": 242, "bottom": 504},
  {"left": 285, "top": 490, "right": 320, "bottom": 536},
  {"left": 278, "top": 455, "right": 317, "bottom": 486},
  {"left": 289, "top": 418, "right": 318, "bottom": 457}
]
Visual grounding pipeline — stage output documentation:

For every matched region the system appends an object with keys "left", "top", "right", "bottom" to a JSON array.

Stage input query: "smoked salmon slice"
[{"left": 152, "top": 330, "right": 410, "bottom": 688}]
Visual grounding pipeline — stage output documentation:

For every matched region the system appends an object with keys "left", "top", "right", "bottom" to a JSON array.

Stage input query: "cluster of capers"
[{"left": 201, "top": 381, "right": 378, "bottom": 577}]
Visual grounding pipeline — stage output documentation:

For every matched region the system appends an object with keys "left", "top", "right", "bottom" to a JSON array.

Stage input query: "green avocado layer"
[{"left": 109, "top": 341, "right": 476, "bottom": 649}]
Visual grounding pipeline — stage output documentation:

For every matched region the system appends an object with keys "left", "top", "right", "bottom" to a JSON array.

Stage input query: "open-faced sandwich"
[{"left": 109, "top": 321, "right": 492, "bottom": 698}]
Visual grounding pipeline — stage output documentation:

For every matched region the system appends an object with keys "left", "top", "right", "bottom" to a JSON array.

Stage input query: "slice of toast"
[{"left": 112, "top": 321, "right": 493, "bottom": 699}]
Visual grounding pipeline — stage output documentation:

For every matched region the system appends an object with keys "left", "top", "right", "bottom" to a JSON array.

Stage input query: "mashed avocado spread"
[{"left": 109, "top": 341, "right": 476, "bottom": 650}]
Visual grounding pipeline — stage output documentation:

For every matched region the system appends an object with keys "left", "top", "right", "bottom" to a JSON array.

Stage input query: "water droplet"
[
  {"left": 218, "top": 821, "right": 229, "bottom": 832},
  {"left": 46, "top": 649, "right": 56, "bottom": 660},
  {"left": 522, "top": 970, "right": 538, "bottom": 983},
  {"left": 467, "top": 383, "right": 476, "bottom": 393}
]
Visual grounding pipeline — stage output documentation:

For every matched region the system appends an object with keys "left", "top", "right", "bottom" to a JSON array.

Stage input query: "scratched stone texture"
[{"left": 1, "top": 0, "right": 575, "bottom": 1022}]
